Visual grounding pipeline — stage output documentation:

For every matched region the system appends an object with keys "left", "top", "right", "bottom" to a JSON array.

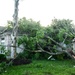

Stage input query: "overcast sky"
[{"left": 0, "top": 0, "right": 75, "bottom": 26}]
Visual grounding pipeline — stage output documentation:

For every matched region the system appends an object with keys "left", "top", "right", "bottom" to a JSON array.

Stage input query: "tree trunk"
[{"left": 12, "top": 0, "right": 19, "bottom": 58}]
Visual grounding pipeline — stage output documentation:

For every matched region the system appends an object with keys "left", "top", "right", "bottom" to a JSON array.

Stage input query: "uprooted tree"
[
  {"left": 43, "top": 19, "right": 75, "bottom": 59},
  {"left": 44, "top": 20, "right": 75, "bottom": 59},
  {"left": 16, "top": 18, "right": 75, "bottom": 60}
]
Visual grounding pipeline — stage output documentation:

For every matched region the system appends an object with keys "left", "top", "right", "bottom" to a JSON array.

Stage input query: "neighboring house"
[
  {"left": 0, "top": 32, "right": 24, "bottom": 59},
  {"left": 72, "top": 38, "right": 75, "bottom": 53}
]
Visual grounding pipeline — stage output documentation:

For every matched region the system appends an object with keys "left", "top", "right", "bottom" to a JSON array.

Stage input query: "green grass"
[{"left": 1, "top": 60, "right": 75, "bottom": 75}]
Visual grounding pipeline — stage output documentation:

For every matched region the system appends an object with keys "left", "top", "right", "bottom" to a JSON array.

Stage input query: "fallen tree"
[{"left": 37, "top": 36, "right": 75, "bottom": 60}]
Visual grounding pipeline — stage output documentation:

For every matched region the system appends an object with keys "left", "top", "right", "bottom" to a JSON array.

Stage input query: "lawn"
[{"left": 1, "top": 60, "right": 75, "bottom": 75}]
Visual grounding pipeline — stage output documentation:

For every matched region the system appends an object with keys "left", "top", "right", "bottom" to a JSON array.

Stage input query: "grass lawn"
[{"left": 1, "top": 60, "right": 75, "bottom": 75}]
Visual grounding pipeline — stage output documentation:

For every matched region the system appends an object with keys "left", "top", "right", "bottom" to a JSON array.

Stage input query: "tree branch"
[
  {"left": 45, "top": 36, "right": 66, "bottom": 50},
  {"left": 0, "top": 28, "right": 8, "bottom": 34}
]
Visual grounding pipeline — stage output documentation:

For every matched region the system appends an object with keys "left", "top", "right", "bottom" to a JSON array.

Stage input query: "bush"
[
  {"left": 0, "top": 54, "right": 6, "bottom": 63},
  {"left": 0, "top": 62, "right": 7, "bottom": 74}
]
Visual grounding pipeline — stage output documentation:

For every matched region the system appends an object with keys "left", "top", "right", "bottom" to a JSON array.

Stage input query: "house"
[
  {"left": 0, "top": 32, "right": 24, "bottom": 59},
  {"left": 72, "top": 38, "right": 75, "bottom": 53}
]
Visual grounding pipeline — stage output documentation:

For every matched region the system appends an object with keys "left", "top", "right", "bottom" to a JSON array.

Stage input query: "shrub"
[
  {"left": 0, "top": 54, "right": 6, "bottom": 63},
  {"left": 0, "top": 62, "right": 7, "bottom": 74}
]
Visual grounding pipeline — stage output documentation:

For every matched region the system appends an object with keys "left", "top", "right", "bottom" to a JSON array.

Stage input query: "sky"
[{"left": 0, "top": 0, "right": 75, "bottom": 26}]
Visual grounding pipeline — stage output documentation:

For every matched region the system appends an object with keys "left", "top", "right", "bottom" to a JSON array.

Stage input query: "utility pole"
[{"left": 12, "top": 0, "right": 19, "bottom": 58}]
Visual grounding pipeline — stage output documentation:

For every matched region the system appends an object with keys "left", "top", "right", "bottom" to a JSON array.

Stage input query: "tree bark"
[{"left": 12, "top": 0, "right": 19, "bottom": 58}]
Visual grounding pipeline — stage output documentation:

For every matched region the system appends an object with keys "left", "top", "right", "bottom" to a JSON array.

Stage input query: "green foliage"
[
  {"left": 0, "top": 45, "right": 5, "bottom": 53},
  {"left": 36, "top": 29, "right": 45, "bottom": 39},
  {"left": 16, "top": 52, "right": 26, "bottom": 59},
  {"left": 46, "top": 19, "right": 75, "bottom": 42},
  {"left": 55, "top": 54, "right": 65, "bottom": 60},
  {"left": 17, "top": 35, "right": 29, "bottom": 46},
  {"left": 0, "top": 54, "right": 6, "bottom": 63},
  {"left": 17, "top": 18, "right": 75, "bottom": 60},
  {"left": 57, "top": 29, "right": 66, "bottom": 41},
  {"left": 34, "top": 53, "right": 40, "bottom": 59},
  {"left": 18, "top": 35, "right": 36, "bottom": 50},
  {"left": 46, "top": 19, "right": 75, "bottom": 44},
  {"left": 0, "top": 45, "right": 10, "bottom": 57},
  {"left": 44, "top": 19, "right": 75, "bottom": 59},
  {"left": 18, "top": 17, "right": 41, "bottom": 36},
  {"left": 0, "top": 62, "right": 7, "bottom": 74}
]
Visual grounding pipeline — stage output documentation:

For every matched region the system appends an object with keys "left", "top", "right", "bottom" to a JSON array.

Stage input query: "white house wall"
[
  {"left": 0, "top": 33, "right": 24, "bottom": 58},
  {"left": 11, "top": 44, "right": 24, "bottom": 58}
]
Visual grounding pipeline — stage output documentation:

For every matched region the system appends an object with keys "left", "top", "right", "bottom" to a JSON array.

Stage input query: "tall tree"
[{"left": 12, "top": 0, "right": 19, "bottom": 58}]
